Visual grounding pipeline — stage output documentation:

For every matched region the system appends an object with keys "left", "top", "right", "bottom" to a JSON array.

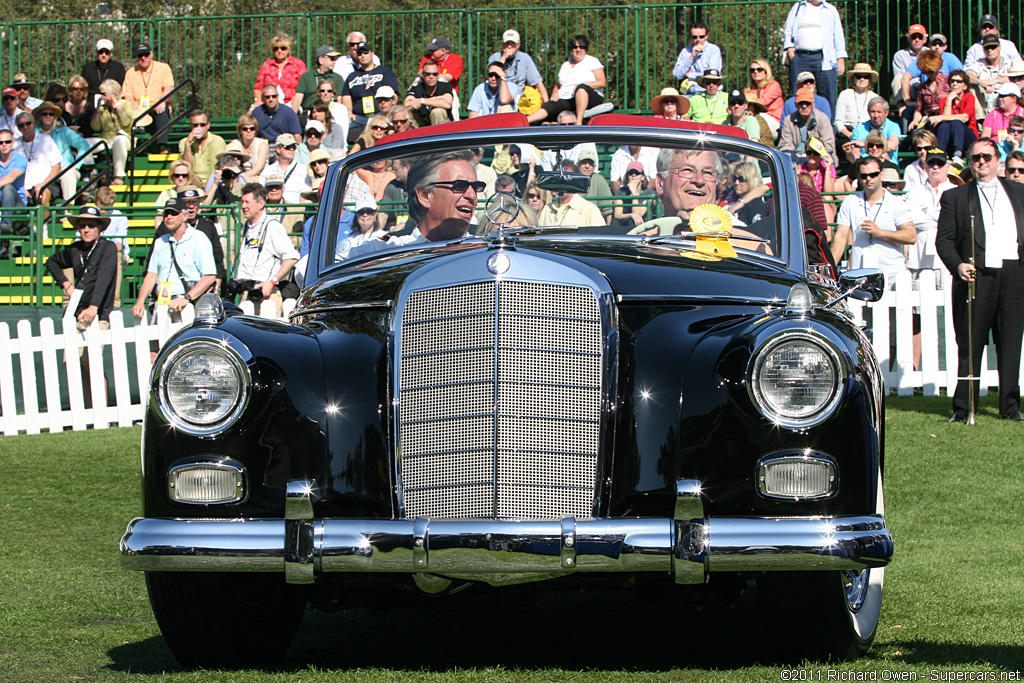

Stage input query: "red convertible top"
[{"left": 377, "top": 111, "right": 746, "bottom": 145}]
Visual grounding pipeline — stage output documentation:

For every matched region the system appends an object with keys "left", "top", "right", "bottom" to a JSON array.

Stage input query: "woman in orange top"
[
  {"left": 745, "top": 58, "right": 783, "bottom": 122},
  {"left": 253, "top": 33, "right": 307, "bottom": 106}
]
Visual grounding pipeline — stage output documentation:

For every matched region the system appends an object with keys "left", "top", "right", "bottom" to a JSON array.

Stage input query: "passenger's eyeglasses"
[
  {"left": 39, "top": 112, "right": 55, "bottom": 117},
  {"left": 429, "top": 180, "right": 486, "bottom": 194},
  {"left": 664, "top": 166, "right": 717, "bottom": 181},
  {"left": 859, "top": 170, "right": 882, "bottom": 179},
  {"left": 51, "top": 97, "right": 66, "bottom": 103},
  {"left": 1007, "top": 166, "right": 1024, "bottom": 174},
  {"left": 356, "top": 47, "right": 371, "bottom": 55},
  {"left": 984, "top": 45, "right": 999, "bottom": 51},
  {"left": 626, "top": 170, "right": 643, "bottom": 177},
  {"left": 970, "top": 152, "right": 995, "bottom": 163}
]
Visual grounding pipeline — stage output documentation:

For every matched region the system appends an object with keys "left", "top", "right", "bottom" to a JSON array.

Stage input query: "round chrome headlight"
[
  {"left": 748, "top": 332, "right": 844, "bottom": 428},
  {"left": 157, "top": 341, "right": 249, "bottom": 434}
]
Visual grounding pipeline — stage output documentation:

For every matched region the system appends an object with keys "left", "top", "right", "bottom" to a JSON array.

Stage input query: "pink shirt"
[
  {"left": 983, "top": 105, "right": 1024, "bottom": 141},
  {"left": 798, "top": 162, "right": 837, "bottom": 192},
  {"left": 254, "top": 56, "right": 307, "bottom": 102}
]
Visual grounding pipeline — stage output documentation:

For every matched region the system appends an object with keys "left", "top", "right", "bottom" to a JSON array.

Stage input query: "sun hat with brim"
[
  {"left": 880, "top": 168, "right": 904, "bottom": 188},
  {"left": 650, "top": 87, "right": 690, "bottom": 115},
  {"left": 10, "top": 75, "right": 35, "bottom": 89},
  {"left": 308, "top": 148, "right": 331, "bottom": 165},
  {"left": 847, "top": 63, "right": 879, "bottom": 83},
  {"left": 67, "top": 205, "right": 111, "bottom": 230},
  {"left": 301, "top": 177, "right": 324, "bottom": 201},
  {"left": 697, "top": 69, "right": 723, "bottom": 85},
  {"left": 216, "top": 140, "right": 251, "bottom": 164},
  {"left": 1008, "top": 61, "right": 1024, "bottom": 78},
  {"left": 32, "top": 101, "right": 63, "bottom": 117}
]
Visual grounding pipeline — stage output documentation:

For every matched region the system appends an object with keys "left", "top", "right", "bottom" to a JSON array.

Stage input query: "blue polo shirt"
[
  {"left": 300, "top": 209, "right": 354, "bottom": 258},
  {"left": 147, "top": 226, "right": 216, "bottom": 296},
  {"left": 0, "top": 151, "right": 28, "bottom": 203},
  {"left": 851, "top": 118, "right": 902, "bottom": 163}
]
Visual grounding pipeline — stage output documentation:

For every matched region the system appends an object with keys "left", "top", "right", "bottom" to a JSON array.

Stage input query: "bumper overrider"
[{"left": 120, "top": 480, "right": 893, "bottom": 586}]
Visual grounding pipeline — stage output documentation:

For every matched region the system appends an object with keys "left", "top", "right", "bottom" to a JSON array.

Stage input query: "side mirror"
[
  {"left": 536, "top": 170, "right": 591, "bottom": 194},
  {"left": 834, "top": 269, "right": 886, "bottom": 304}
]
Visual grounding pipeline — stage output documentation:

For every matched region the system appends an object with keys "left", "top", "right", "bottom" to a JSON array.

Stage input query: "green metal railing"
[{"left": 0, "top": 1, "right": 1011, "bottom": 122}]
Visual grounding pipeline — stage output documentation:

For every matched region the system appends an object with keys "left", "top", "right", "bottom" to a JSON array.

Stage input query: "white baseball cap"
[{"left": 503, "top": 30, "right": 520, "bottom": 44}]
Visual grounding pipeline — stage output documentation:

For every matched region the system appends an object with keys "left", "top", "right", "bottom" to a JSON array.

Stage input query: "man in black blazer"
[{"left": 936, "top": 138, "right": 1024, "bottom": 422}]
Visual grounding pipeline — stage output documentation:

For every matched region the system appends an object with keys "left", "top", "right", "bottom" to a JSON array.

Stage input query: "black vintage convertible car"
[{"left": 120, "top": 114, "right": 892, "bottom": 667}]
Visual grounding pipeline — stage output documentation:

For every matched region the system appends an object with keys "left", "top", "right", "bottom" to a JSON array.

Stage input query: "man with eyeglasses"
[
  {"left": 782, "top": 0, "right": 848, "bottom": 115},
  {"left": 845, "top": 96, "right": 900, "bottom": 164},
  {"left": 343, "top": 150, "right": 478, "bottom": 261},
  {"left": 0, "top": 128, "right": 27, "bottom": 258},
  {"left": 405, "top": 62, "right": 454, "bottom": 128},
  {"left": 333, "top": 32, "right": 380, "bottom": 81},
  {"left": 178, "top": 109, "right": 225, "bottom": 186},
  {"left": 969, "top": 35, "right": 1012, "bottom": 113},
  {"left": 260, "top": 133, "right": 310, "bottom": 207},
  {"left": 995, "top": 114, "right": 1024, "bottom": 161},
  {"left": 577, "top": 149, "right": 614, "bottom": 220},
  {"left": 1, "top": 87, "right": 24, "bottom": 138},
  {"left": 81, "top": 39, "right": 126, "bottom": 100},
  {"left": 341, "top": 42, "right": 400, "bottom": 144},
  {"left": 121, "top": 43, "right": 174, "bottom": 154},
  {"left": 294, "top": 45, "right": 346, "bottom": 115},
  {"left": 1005, "top": 151, "right": 1024, "bottom": 183},
  {"left": 964, "top": 14, "right": 1021, "bottom": 73},
  {"left": 937, "top": 138, "right": 1024, "bottom": 422},
  {"left": 9, "top": 75, "right": 42, "bottom": 112},
  {"left": 687, "top": 69, "right": 728, "bottom": 124},
  {"left": 231, "top": 182, "right": 299, "bottom": 316},
  {"left": 672, "top": 21, "right": 722, "bottom": 96},
  {"left": 468, "top": 62, "right": 513, "bottom": 118},
  {"left": 134, "top": 198, "right": 216, "bottom": 330},
  {"left": 13, "top": 112, "right": 61, "bottom": 207},
  {"left": 374, "top": 86, "right": 398, "bottom": 117},
  {"left": 33, "top": 101, "right": 88, "bottom": 202},
  {"left": 891, "top": 24, "right": 930, "bottom": 123},
  {"left": 253, "top": 84, "right": 302, "bottom": 146},
  {"left": 418, "top": 37, "right": 464, "bottom": 94},
  {"left": 488, "top": 29, "right": 548, "bottom": 107},
  {"left": 780, "top": 89, "right": 837, "bottom": 164},
  {"left": 832, "top": 156, "right": 916, "bottom": 279}
]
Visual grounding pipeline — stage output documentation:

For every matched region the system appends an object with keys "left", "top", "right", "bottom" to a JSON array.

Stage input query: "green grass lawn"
[{"left": 1, "top": 396, "right": 1022, "bottom": 682}]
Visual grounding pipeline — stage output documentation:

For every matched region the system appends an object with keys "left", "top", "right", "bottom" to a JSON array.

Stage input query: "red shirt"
[
  {"left": 940, "top": 91, "right": 979, "bottom": 136},
  {"left": 417, "top": 53, "right": 464, "bottom": 93},
  {"left": 916, "top": 73, "right": 950, "bottom": 117},
  {"left": 254, "top": 56, "right": 307, "bottom": 102}
]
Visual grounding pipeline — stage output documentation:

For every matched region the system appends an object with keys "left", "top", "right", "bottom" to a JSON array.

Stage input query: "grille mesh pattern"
[{"left": 399, "top": 279, "right": 602, "bottom": 520}]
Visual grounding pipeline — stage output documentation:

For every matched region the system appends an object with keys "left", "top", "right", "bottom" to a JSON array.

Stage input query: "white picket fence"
[
  {"left": 1, "top": 272, "right": 1020, "bottom": 436},
  {"left": 0, "top": 299, "right": 293, "bottom": 436}
]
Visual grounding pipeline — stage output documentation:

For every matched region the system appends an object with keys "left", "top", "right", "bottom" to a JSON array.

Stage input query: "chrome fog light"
[
  {"left": 758, "top": 452, "right": 837, "bottom": 500},
  {"left": 168, "top": 460, "right": 244, "bottom": 504}
]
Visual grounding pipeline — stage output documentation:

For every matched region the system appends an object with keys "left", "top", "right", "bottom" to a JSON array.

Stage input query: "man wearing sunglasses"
[
  {"left": 253, "top": 84, "right": 302, "bottom": 146},
  {"left": 968, "top": 34, "right": 1013, "bottom": 113},
  {"left": 343, "top": 150, "right": 478, "bottom": 262},
  {"left": 341, "top": 42, "right": 400, "bottom": 144},
  {"left": 405, "top": 61, "right": 454, "bottom": 128},
  {"left": 937, "top": 138, "right": 1024, "bottom": 422},
  {"left": 782, "top": 0, "right": 848, "bottom": 115},
  {"left": 468, "top": 62, "right": 513, "bottom": 118},
  {"left": 260, "top": 133, "right": 310, "bottom": 207},
  {"left": 333, "top": 32, "right": 380, "bottom": 81},
  {"left": 178, "top": 109, "right": 226, "bottom": 186},
  {"left": 0, "top": 87, "right": 24, "bottom": 138},
  {"left": 672, "top": 21, "right": 722, "bottom": 96},
  {"left": 832, "top": 156, "right": 916, "bottom": 277},
  {"left": 9, "top": 75, "right": 42, "bottom": 112},
  {"left": 81, "top": 39, "right": 126, "bottom": 100},
  {"left": 294, "top": 45, "right": 346, "bottom": 114},
  {"left": 488, "top": 29, "right": 548, "bottom": 107},
  {"left": 122, "top": 43, "right": 175, "bottom": 153},
  {"left": 964, "top": 14, "right": 1020, "bottom": 73},
  {"left": 13, "top": 112, "right": 61, "bottom": 207},
  {"left": 33, "top": 100, "right": 88, "bottom": 202},
  {"left": 0, "top": 128, "right": 27, "bottom": 258}
]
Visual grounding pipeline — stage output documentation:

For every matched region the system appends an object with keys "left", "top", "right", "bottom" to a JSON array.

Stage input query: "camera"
[
  {"left": 221, "top": 170, "right": 237, "bottom": 182},
  {"left": 224, "top": 278, "right": 256, "bottom": 298}
]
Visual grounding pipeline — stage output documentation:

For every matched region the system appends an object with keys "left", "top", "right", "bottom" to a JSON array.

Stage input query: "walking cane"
[{"left": 967, "top": 214, "right": 977, "bottom": 426}]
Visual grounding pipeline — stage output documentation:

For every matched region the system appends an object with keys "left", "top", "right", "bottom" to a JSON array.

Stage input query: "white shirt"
[
  {"left": 964, "top": 38, "right": 1021, "bottom": 71},
  {"left": 609, "top": 146, "right": 659, "bottom": 183},
  {"left": 836, "top": 189, "right": 914, "bottom": 275},
  {"left": 343, "top": 227, "right": 470, "bottom": 262},
  {"left": 902, "top": 160, "right": 927, "bottom": 192},
  {"left": 976, "top": 180, "right": 1020, "bottom": 267},
  {"left": 260, "top": 159, "right": 311, "bottom": 204},
  {"left": 14, "top": 132, "right": 62, "bottom": 189},
  {"left": 905, "top": 179, "right": 955, "bottom": 269},
  {"left": 556, "top": 54, "right": 604, "bottom": 100},
  {"left": 236, "top": 212, "right": 300, "bottom": 281},
  {"left": 335, "top": 227, "right": 386, "bottom": 261},
  {"left": 795, "top": 2, "right": 825, "bottom": 50},
  {"left": 334, "top": 53, "right": 381, "bottom": 81},
  {"left": 540, "top": 143, "right": 600, "bottom": 173}
]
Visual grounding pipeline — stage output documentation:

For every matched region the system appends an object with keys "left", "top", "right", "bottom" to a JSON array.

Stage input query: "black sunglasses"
[
  {"left": 1007, "top": 166, "right": 1024, "bottom": 174},
  {"left": 926, "top": 160, "right": 947, "bottom": 168},
  {"left": 97, "top": 48, "right": 112, "bottom": 55},
  {"left": 859, "top": 170, "right": 882, "bottom": 179},
  {"left": 970, "top": 152, "right": 995, "bottom": 163},
  {"left": 1010, "top": 128, "right": 1024, "bottom": 134},
  {"left": 430, "top": 179, "right": 486, "bottom": 194},
  {"left": 280, "top": 143, "right": 297, "bottom": 150}
]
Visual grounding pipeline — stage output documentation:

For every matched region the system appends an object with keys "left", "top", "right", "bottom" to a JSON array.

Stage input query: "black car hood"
[{"left": 299, "top": 237, "right": 801, "bottom": 309}]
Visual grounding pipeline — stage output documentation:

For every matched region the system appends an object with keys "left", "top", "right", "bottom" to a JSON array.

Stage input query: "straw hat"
[
  {"left": 847, "top": 63, "right": 879, "bottom": 83},
  {"left": 32, "top": 101, "right": 63, "bottom": 117},
  {"left": 67, "top": 205, "right": 111, "bottom": 230},
  {"left": 649, "top": 87, "right": 690, "bottom": 115},
  {"left": 216, "top": 140, "right": 251, "bottom": 164}
]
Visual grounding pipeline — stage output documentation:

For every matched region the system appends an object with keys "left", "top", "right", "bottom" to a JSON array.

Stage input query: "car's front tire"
[{"left": 146, "top": 572, "right": 306, "bottom": 668}]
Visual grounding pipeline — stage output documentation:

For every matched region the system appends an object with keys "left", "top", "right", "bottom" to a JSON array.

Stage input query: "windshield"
[{"left": 323, "top": 135, "right": 783, "bottom": 268}]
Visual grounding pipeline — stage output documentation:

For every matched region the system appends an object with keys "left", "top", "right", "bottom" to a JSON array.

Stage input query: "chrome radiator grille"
[{"left": 398, "top": 280, "right": 602, "bottom": 520}]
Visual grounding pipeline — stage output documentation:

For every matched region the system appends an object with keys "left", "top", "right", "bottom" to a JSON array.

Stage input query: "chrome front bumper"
[{"left": 120, "top": 480, "right": 893, "bottom": 586}]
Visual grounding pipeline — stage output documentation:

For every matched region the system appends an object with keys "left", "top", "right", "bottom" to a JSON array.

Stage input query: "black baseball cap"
[{"left": 163, "top": 197, "right": 186, "bottom": 215}]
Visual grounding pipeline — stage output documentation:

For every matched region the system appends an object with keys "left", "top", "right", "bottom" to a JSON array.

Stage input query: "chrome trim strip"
[
  {"left": 616, "top": 294, "right": 782, "bottom": 306},
  {"left": 121, "top": 514, "right": 892, "bottom": 584},
  {"left": 290, "top": 300, "right": 394, "bottom": 319},
  {"left": 673, "top": 479, "right": 707, "bottom": 584},
  {"left": 284, "top": 481, "right": 316, "bottom": 584}
]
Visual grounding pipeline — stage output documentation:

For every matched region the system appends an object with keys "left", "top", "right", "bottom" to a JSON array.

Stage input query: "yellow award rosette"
[{"left": 688, "top": 204, "right": 737, "bottom": 258}]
